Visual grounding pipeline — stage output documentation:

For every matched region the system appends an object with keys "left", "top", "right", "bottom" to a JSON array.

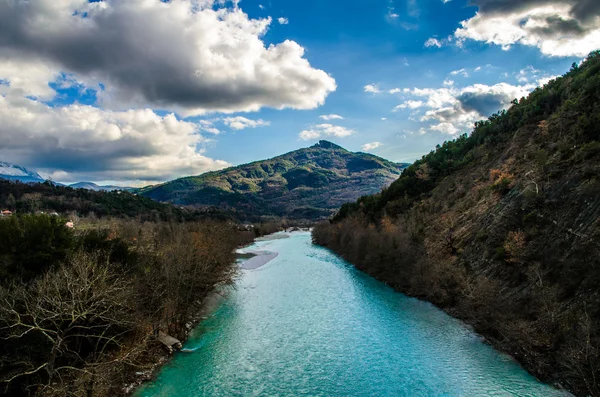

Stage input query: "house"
[{"left": 1, "top": 210, "right": 12, "bottom": 217}]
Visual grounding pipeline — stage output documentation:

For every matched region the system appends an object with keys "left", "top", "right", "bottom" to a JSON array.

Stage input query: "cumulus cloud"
[
  {"left": 278, "top": 17, "right": 289, "bottom": 24},
  {"left": 221, "top": 116, "right": 270, "bottom": 130},
  {"left": 454, "top": 0, "right": 600, "bottom": 57},
  {"left": 0, "top": 0, "right": 336, "bottom": 115},
  {"left": 399, "top": 82, "right": 535, "bottom": 134},
  {"left": 364, "top": 84, "right": 382, "bottom": 94},
  {"left": 0, "top": 95, "right": 229, "bottom": 184},
  {"left": 361, "top": 142, "right": 382, "bottom": 151},
  {"left": 0, "top": 57, "right": 62, "bottom": 100},
  {"left": 319, "top": 114, "right": 344, "bottom": 120},
  {"left": 299, "top": 124, "right": 354, "bottom": 140},
  {"left": 393, "top": 100, "right": 424, "bottom": 111}
]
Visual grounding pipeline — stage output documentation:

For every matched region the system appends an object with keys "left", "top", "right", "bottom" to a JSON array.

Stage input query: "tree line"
[{"left": 0, "top": 215, "right": 253, "bottom": 396}]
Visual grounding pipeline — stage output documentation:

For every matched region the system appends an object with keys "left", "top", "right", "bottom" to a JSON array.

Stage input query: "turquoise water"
[{"left": 137, "top": 232, "right": 568, "bottom": 397}]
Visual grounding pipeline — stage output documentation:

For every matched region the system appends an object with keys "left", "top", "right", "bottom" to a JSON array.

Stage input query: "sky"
[{"left": 0, "top": 0, "right": 599, "bottom": 186}]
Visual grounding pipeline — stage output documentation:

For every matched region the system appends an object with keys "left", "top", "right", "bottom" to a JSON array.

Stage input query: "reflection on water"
[{"left": 137, "top": 232, "right": 569, "bottom": 397}]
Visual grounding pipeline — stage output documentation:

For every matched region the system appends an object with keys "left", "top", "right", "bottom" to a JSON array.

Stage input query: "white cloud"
[
  {"left": 361, "top": 142, "right": 382, "bottom": 151},
  {"left": 450, "top": 68, "right": 469, "bottom": 77},
  {"left": 278, "top": 17, "right": 289, "bottom": 25},
  {"left": 259, "top": 5, "right": 265, "bottom": 10},
  {"left": 364, "top": 84, "right": 382, "bottom": 94},
  {"left": 399, "top": 82, "right": 535, "bottom": 134},
  {"left": 0, "top": 0, "right": 336, "bottom": 115},
  {"left": 537, "top": 75, "right": 559, "bottom": 86},
  {"left": 443, "top": 79, "right": 455, "bottom": 86},
  {"left": 425, "top": 38, "right": 443, "bottom": 48},
  {"left": 299, "top": 124, "right": 354, "bottom": 140},
  {"left": 388, "top": 88, "right": 402, "bottom": 94},
  {"left": 319, "top": 114, "right": 344, "bottom": 120},
  {"left": 454, "top": 1, "right": 600, "bottom": 57},
  {"left": 222, "top": 116, "right": 270, "bottom": 130},
  {"left": 381, "top": 117, "right": 387, "bottom": 121},
  {"left": 0, "top": 58, "right": 62, "bottom": 100},
  {"left": 393, "top": 100, "right": 424, "bottom": 111},
  {"left": 0, "top": 95, "right": 228, "bottom": 183},
  {"left": 198, "top": 120, "right": 221, "bottom": 135}
]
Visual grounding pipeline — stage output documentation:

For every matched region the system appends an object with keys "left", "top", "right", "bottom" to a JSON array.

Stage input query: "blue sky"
[{"left": 0, "top": 0, "right": 597, "bottom": 185}]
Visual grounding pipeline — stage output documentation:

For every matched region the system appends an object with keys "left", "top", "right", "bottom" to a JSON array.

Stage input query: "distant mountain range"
[
  {"left": 68, "top": 182, "right": 132, "bottom": 191},
  {"left": 139, "top": 140, "right": 409, "bottom": 220},
  {"left": 0, "top": 161, "right": 45, "bottom": 183},
  {"left": 0, "top": 162, "right": 130, "bottom": 191}
]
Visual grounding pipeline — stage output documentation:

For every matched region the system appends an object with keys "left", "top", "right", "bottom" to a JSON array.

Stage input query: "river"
[{"left": 136, "top": 231, "right": 569, "bottom": 397}]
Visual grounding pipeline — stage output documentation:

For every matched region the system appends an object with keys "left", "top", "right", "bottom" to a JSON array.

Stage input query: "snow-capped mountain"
[
  {"left": 0, "top": 161, "right": 131, "bottom": 190},
  {"left": 0, "top": 161, "right": 45, "bottom": 183},
  {"left": 69, "top": 182, "right": 130, "bottom": 191}
]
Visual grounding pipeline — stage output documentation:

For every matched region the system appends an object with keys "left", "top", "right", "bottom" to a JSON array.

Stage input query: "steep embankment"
[
  {"left": 313, "top": 52, "right": 600, "bottom": 396},
  {"left": 139, "top": 140, "right": 407, "bottom": 221}
]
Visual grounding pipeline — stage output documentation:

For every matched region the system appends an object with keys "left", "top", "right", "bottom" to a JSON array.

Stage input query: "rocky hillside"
[
  {"left": 140, "top": 140, "right": 407, "bottom": 220},
  {"left": 314, "top": 52, "right": 600, "bottom": 396}
]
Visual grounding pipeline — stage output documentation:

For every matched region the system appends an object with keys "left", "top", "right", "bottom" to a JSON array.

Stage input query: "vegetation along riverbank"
[
  {"left": 313, "top": 52, "right": 600, "bottom": 396},
  {"left": 0, "top": 181, "right": 295, "bottom": 397}
]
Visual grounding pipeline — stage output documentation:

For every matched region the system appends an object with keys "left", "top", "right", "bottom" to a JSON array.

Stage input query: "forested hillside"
[
  {"left": 0, "top": 182, "right": 270, "bottom": 395},
  {"left": 0, "top": 217, "right": 249, "bottom": 396},
  {"left": 314, "top": 52, "right": 600, "bottom": 396},
  {"left": 0, "top": 180, "right": 231, "bottom": 222},
  {"left": 139, "top": 140, "right": 407, "bottom": 221}
]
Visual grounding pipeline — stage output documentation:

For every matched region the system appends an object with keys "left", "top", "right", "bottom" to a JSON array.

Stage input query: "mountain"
[
  {"left": 69, "top": 182, "right": 131, "bottom": 191},
  {"left": 0, "top": 179, "right": 232, "bottom": 222},
  {"left": 0, "top": 162, "right": 133, "bottom": 191},
  {"left": 313, "top": 53, "right": 600, "bottom": 396},
  {"left": 139, "top": 140, "right": 408, "bottom": 220},
  {"left": 0, "top": 161, "right": 45, "bottom": 183}
]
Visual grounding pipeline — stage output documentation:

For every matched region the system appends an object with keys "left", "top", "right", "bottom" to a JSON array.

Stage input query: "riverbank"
[
  {"left": 125, "top": 286, "right": 231, "bottom": 394},
  {"left": 236, "top": 231, "right": 290, "bottom": 269},
  {"left": 129, "top": 234, "right": 283, "bottom": 395},
  {"left": 312, "top": 225, "right": 577, "bottom": 396}
]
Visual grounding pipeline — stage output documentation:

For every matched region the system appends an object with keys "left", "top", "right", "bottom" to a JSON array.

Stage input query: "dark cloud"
[
  {"left": 456, "top": 0, "right": 600, "bottom": 57},
  {"left": 470, "top": 0, "right": 600, "bottom": 24},
  {"left": 528, "top": 16, "right": 585, "bottom": 38},
  {"left": 0, "top": 1, "right": 335, "bottom": 115},
  {"left": 457, "top": 91, "right": 514, "bottom": 115}
]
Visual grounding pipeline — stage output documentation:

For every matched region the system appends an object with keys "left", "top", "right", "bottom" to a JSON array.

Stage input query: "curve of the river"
[{"left": 137, "top": 232, "right": 569, "bottom": 397}]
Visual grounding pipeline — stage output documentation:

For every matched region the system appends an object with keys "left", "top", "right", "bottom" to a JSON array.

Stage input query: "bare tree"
[{"left": 0, "top": 252, "right": 136, "bottom": 395}]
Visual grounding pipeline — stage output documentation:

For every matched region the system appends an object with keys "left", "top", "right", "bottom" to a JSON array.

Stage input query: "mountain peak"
[
  {"left": 0, "top": 161, "right": 44, "bottom": 182},
  {"left": 312, "top": 140, "right": 346, "bottom": 151}
]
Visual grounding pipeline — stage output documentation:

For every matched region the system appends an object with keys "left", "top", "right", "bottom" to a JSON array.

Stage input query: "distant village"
[{"left": 0, "top": 209, "right": 74, "bottom": 228}]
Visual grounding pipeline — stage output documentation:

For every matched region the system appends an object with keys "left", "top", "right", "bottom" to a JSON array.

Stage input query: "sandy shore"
[{"left": 239, "top": 250, "right": 279, "bottom": 269}]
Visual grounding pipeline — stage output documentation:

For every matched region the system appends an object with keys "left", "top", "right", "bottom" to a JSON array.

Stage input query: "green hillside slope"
[
  {"left": 140, "top": 140, "right": 408, "bottom": 220},
  {"left": 314, "top": 52, "right": 600, "bottom": 396}
]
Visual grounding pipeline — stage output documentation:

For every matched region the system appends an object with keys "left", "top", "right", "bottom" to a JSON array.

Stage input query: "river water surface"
[{"left": 137, "top": 232, "right": 568, "bottom": 397}]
